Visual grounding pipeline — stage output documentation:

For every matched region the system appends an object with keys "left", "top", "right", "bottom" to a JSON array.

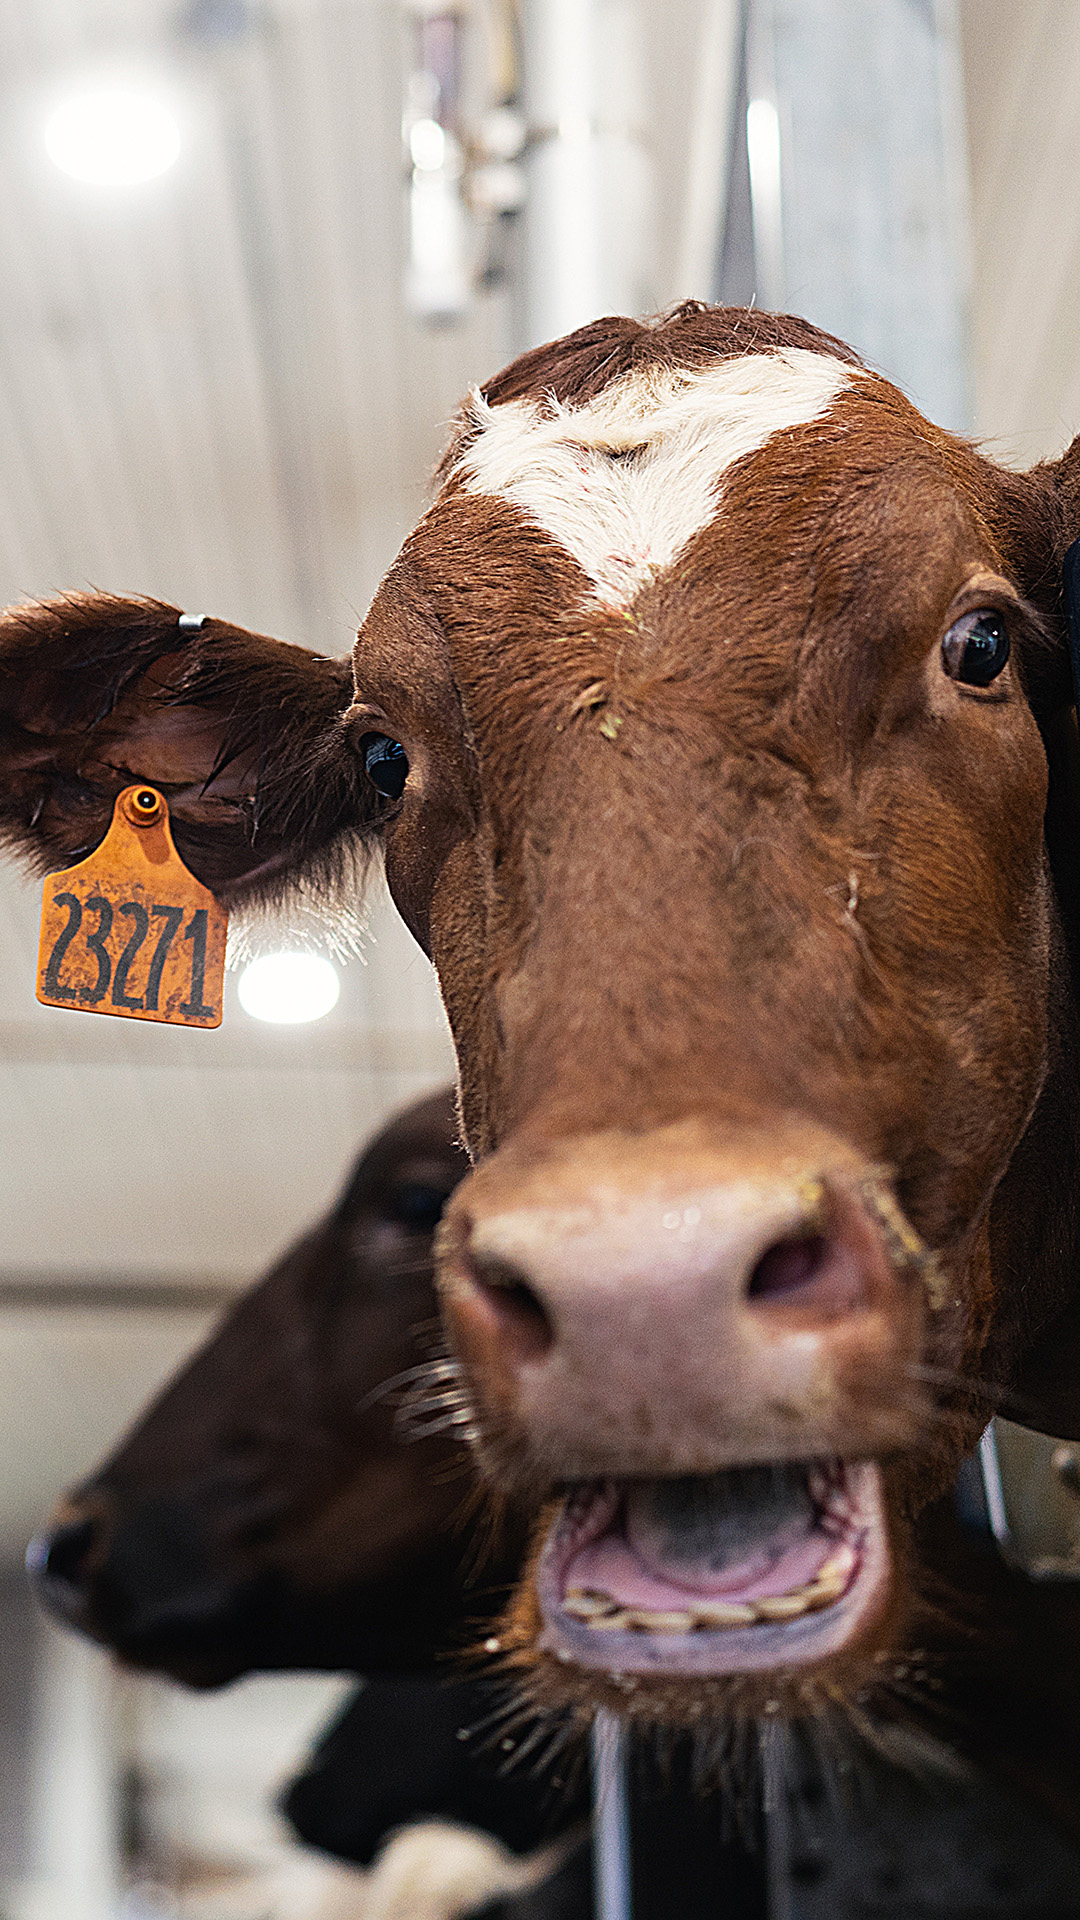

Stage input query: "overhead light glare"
[
  {"left": 409, "top": 117, "right": 446, "bottom": 173},
  {"left": 238, "top": 952, "right": 340, "bottom": 1026},
  {"left": 746, "top": 97, "right": 781, "bottom": 203},
  {"left": 746, "top": 96, "right": 784, "bottom": 308},
  {"left": 44, "top": 81, "right": 182, "bottom": 187}
]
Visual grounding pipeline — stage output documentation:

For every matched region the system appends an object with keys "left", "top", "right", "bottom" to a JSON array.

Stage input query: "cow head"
[
  {"left": 27, "top": 1091, "right": 511, "bottom": 1685},
  {"left": 5, "top": 304, "right": 1080, "bottom": 1732}
]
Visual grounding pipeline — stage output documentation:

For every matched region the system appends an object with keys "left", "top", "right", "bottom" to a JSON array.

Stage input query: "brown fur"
[{"left": 0, "top": 593, "right": 372, "bottom": 903}]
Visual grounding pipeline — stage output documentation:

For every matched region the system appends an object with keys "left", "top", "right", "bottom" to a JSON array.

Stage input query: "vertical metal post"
[
  {"left": 978, "top": 1420, "right": 1012, "bottom": 1551},
  {"left": 20, "top": 1620, "right": 122, "bottom": 1920},
  {"left": 592, "top": 1708, "right": 633, "bottom": 1920},
  {"left": 745, "top": 0, "right": 973, "bottom": 430},
  {"left": 520, "top": 0, "right": 653, "bottom": 349},
  {"left": 674, "top": 0, "right": 744, "bottom": 302},
  {"left": 732, "top": 6, "right": 975, "bottom": 1902},
  {"left": 760, "top": 1717, "right": 794, "bottom": 1920}
]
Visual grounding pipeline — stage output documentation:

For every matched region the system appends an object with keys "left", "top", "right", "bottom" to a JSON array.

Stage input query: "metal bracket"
[{"left": 979, "top": 1418, "right": 1080, "bottom": 1580}]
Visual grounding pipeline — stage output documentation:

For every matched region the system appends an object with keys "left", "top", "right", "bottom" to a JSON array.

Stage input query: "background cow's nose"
[
  {"left": 439, "top": 1132, "right": 927, "bottom": 1476},
  {"left": 27, "top": 1500, "right": 108, "bottom": 1626},
  {"left": 29, "top": 1488, "right": 256, "bottom": 1654}
]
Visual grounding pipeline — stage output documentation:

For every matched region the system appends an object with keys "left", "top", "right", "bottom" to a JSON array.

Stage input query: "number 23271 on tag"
[{"left": 37, "top": 786, "right": 228, "bottom": 1028}]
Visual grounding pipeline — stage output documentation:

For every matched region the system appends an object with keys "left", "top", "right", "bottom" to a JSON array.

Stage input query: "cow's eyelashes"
[
  {"left": 941, "top": 610, "right": 1010, "bottom": 688},
  {"left": 361, "top": 733, "right": 409, "bottom": 799}
]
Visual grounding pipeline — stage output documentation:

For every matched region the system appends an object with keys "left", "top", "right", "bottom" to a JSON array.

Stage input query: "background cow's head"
[
  {"left": 7, "top": 302, "right": 1080, "bottom": 1730},
  {"left": 27, "top": 1090, "right": 515, "bottom": 1685}
]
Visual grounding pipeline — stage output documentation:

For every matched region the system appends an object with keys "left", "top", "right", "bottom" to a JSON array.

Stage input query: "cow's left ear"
[
  {"left": 984, "top": 436, "right": 1080, "bottom": 1438},
  {"left": 1047, "top": 430, "right": 1080, "bottom": 561},
  {"left": 996, "top": 432, "right": 1080, "bottom": 708},
  {"left": 0, "top": 592, "right": 374, "bottom": 901}
]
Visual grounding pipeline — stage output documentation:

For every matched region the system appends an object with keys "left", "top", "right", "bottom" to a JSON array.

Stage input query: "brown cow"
[{"left": 5, "top": 303, "right": 1080, "bottom": 1753}]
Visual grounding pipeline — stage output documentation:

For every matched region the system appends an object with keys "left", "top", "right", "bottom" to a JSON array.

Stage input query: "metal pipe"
[
  {"left": 403, "top": 2, "right": 472, "bottom": 322},
  {"left": 674, "top": 0, "right": 744, "bottom": 303},
  {"left": 591, "top": 1708, "right": 633, "bottom": 1920},
  {"left": 760, "top": 1716, "right": 793, "bottom": 1920},
  {"left": 745, "top": 0, "right": 784, "bottom": 311},
  {"left": 744, "top": 0, "right": 972, "bottom": 429},
  {"left": 22, "top": 1622, "right": 123, "bottom": 1920},
  {"left": 520, "top": 0, "right": 652, "bottom": 348},
  {"left": 978, "top": 1420, "right": 1012, "bottom": 1550}
]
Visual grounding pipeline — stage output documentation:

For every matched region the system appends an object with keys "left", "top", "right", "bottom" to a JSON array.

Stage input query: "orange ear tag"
[{"left": 37, "top": 786, "right": 227, "bottom": 1027}]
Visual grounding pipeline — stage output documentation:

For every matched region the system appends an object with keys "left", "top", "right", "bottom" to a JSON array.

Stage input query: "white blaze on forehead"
[{"left": 454, "top": 349, "right": 857, "bottom": 608}]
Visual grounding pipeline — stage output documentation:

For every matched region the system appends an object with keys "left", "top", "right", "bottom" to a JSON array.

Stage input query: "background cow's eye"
[
  {"left": 361, "top": 733, "right": 409, "bottom": 799},
  {"left": 941, "top": 610, "right": 1010, "bottom": 687},
  {"left": 384, "top": 1181, "right": 452, "bottom": 1232}
]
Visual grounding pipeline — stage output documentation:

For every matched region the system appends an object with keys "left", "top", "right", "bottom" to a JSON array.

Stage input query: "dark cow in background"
[
  {"left": 10, "top": 303, "right": 1080, "bottom": 1887},
  {"left": 29, "top": 1092, "right": 1080, "bottom": 1917},
  {"left": 31, "top": 1088, "right": 759, "bottom": 1917},
  {"left": 32, "top": 1090, "right": 504, "bottom": 1684},
  {"left": 31, "top": 1091, "right": 582, "bottom": 1872}
]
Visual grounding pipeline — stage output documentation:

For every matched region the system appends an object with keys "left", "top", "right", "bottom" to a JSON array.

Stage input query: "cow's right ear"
[{"left": 0, "top": 592, "right": 374, "bottom": 901}]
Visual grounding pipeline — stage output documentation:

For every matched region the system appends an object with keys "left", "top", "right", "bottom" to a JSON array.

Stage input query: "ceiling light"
[
  {"left": 746, "top": 95, "right": 783, "bottom": 307},
  {"left": 409, "top": 117, "right": 446, "bottom": 173},
  {"left": 44, "top": 81, "right": 182, "bottom": 187},
  {"left": 238, "top": 952, "right": 341, "bottom": 1026}
]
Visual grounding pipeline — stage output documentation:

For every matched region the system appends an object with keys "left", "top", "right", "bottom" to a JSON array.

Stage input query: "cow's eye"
[
  {"left": 941, "top": 610, "right": 1010, "bottom": 687},
  {"left": 362, "top": 733, "right": 409, "bottom": 798},
  {"left": 385, "top": 1181, "right": 452, "bottom": 1232}
]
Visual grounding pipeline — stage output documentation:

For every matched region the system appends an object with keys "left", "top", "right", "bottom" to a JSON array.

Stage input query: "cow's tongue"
[{"left": 564, "top": 1466, "right": 837, "bottom": 1609}]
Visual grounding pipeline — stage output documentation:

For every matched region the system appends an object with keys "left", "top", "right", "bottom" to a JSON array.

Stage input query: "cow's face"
[
  {"left": 343, "top": 314, "right": 1061, "bottom": 1717},
  {"left": 29, "top": 1092, "right": 499, "bottom": 1685},
  {"left": 3, "top": 304, "right": 1078, "bottom": 1729}
]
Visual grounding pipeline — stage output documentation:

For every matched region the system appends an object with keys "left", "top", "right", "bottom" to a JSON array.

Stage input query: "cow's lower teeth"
[
  {"left": 805, "top": 1578, "right": 843, "bottom": 1608},
  {"left": 754, "top": 1592, "right": 810, "bottom": 1621},
  {"left": 566, "top": 1543, "right": 859, "bottom": 1631},
  {"left": 692, "top": 1599, "right": 757, "bottom": 1626},
  {"left": 816, "top": 1542, "right": 857, "bottom": 1583},
  {"left": 564, "top": 1589, "right": 618, "bottom": 1619},
  {"left": 575, "top": 1591, "right": 821, "bottom": 1630}
]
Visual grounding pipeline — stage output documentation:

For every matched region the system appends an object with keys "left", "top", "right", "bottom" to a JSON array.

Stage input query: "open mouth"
[{"left": 535, "top": 1459, "right": 888, "bottom": 1674}]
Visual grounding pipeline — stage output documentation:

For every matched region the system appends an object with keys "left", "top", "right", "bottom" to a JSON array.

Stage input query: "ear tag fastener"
[{"left": 36, "top": 785, "right": 227, "bottom": 1027}]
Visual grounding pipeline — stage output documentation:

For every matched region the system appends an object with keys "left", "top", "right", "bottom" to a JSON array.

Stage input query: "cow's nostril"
[
  {"left": 469, "top": 1256, "right": 555, "bottom": 1365},
  {"left": 27, "top": 1516, "right": 100, "bottom": 1621},
  {"left": 747, "top": 1232, "right": 829, "bottom": 1299}
]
